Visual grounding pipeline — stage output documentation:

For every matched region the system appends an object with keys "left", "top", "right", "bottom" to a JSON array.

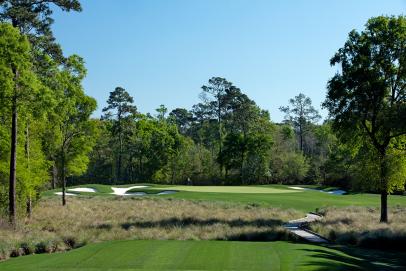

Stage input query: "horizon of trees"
[{"left": 0, "top": 3, "right": 404, "bottom": 225}]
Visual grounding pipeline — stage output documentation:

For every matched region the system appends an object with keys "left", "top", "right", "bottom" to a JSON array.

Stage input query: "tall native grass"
[
  {"left": 0, "top": 197, "right": 300, "bottom": 260},
  {"left": 310, "top": 206, "right": 406, "bottom": 250}
]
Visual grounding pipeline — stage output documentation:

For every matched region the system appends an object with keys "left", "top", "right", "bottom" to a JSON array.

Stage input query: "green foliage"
[
  {"left": 350, "top": 143, "right": 406, "bottom": 193},
  {"left": 0, "top": 23, "right": 50, "bottom": 216},
  {"left": 44, "top": 54, "right": 98, "bottom": 205},
  {"left": 324, "top": 16, "right": 406, "bottom": 153},
  {"left": 102, "top": 87, "right": 137, "bottom": 182},
  {"left": 271, "top": 151, "right": 309, "bottom": 183},
  {"left": 269, "top": 124, "right": 308, "bottom": 183},
  {"left": 323, "top": 15, "right": 406, "bottom": 221},
  {"left": 0, "top": 0, "right": 82, "bottom": 62},
  {"left": 280, "top": 93, "right": 321, "bottom": 152},
  {"left": 169, "top": 108, "right": 193, "bottom": 134},
  {"left": 16, "top": 120, "right": 51, "bottom": 209},
  {"left": 82, "top": 77, "right": 278, "bottom": 185},
  {"left": 0, "top": 2, "right": 96, "bottom": 216},
  {"left": 0, "top": 23, "right": 37, "bottom": 105},
  {"left": 155, "top": 136, "right": 219, "bottom": 184}
]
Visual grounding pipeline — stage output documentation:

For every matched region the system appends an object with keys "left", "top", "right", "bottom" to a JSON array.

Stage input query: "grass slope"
[{"left": 1, "top": 240, "right": 405, "bottom": 271}]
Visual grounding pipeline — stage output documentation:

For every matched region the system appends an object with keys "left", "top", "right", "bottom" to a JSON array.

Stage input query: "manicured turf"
[
  {"left": 45, "top": 184, "right": 406, "bottom": 212},
  {"left": 150, "top": 185, "right": 300, "bottom": 194},
  {"left": 164, "top": 189, "right": 406, "bottom": 212},
  {"left": 1, "top": 240, "right": 404, "bottom": 271}
]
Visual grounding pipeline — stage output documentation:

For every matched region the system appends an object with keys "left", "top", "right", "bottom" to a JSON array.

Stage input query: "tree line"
[
  {"left": 0, "top": 1, "right": 96, "bottom": 225},
  {"left": 80, "top": 81, "right": 320, "bottom": 186},
  {"left": 0, "top": 0, "right": 404, "bottom": 224}
]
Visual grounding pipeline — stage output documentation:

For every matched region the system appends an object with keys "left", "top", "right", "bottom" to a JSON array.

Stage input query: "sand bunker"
[
  {"left": 289, "top": 186, "right": 346, "bottom": 195},
  {"left": 289, "top": 186, "right": 305, "bottom": 190},
  {"left": 327, "top": 190, "right": 346, "bottom": 195},
  {"left": 111, "top": 186, "right": 149, "bottom": 196},
  {"left": 54, "top": 185, "right": 177, "bottom": 197},
  {"left": 124, "top": 192, "right": 147, "bottom": 196},
  {"left": 110, "top": 186, "right": 178, "bottom": 196},
  {"left": 68, "top": 187, "right": 96, "bottom": 193},
  {"left": 55, "top": 192, "right": 76, "bottom": 196}
]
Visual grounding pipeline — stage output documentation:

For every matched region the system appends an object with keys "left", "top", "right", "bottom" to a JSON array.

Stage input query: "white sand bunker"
[
  {"left": 55, "top": 192, "right": 76, "bottom": 196},
  {"left": 289, "top": 186, "right": 346, "bottom": 195},
  {"left": 68, "top": 187, "right": 96, "bottom": 193},
  {"left": 289, "top": 186, "right": 305, "bottom": 190},
  {"left": 111, "top": 186, "right": 149, "bottom": 196},
  {"left": 327, "top": 190, "right": 346, "bottom": 195},
  {"left": 110, "top": 186, "right": 178, "bottom": 196}
]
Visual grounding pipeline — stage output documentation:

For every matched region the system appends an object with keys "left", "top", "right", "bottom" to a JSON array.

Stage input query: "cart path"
[{"left": 284, "top": 213, "right": 328, "bottom": 243}]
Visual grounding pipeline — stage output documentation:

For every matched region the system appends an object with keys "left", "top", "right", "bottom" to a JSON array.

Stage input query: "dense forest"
[
  {"left": 79, "top": 83, "right": 336, "bottom": 187},
  {"left": 0, "top": 0, "right": 405, "bottom": 224}
]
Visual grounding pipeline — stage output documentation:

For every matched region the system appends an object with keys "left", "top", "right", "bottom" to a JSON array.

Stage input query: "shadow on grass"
[
  {"left": 121, "top": 217, "right": 283, "bottom": 230},
  {"left": 221, "top": 229, "right": 294, "bottom": 242},
  {"left": 299, "top": 245, "right": 406, "bottom": 271}
]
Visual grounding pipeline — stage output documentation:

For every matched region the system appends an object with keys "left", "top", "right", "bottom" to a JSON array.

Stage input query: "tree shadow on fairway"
[
  {"left": 299, "top": 245, "right": 406, "bottom": 271},
  {"left": 221, "top": 229, "right": 293, "bottom": 241},
  {"left": 121, "top": 217, "right": 283, "bottom": 230}
]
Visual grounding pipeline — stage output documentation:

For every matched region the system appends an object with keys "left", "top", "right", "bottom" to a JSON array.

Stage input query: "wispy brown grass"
[
  {"left": 310, "top": 206, "right": 406, "bottom": 250},
  {"left": 0, "top": 196, "right": 300, "bottom": 260}
]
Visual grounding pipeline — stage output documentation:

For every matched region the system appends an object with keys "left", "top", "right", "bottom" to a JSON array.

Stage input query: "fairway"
[
  {"left": 151, "top": 185, "right": 299, "bottom": 194},
  {"left": 1, "top": 240, "right": 404, "bottom": 271},
  {"left": 46, "top": 184, "right": 406, "bottom": 213}
]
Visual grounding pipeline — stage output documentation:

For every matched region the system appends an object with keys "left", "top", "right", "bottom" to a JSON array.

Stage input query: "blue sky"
[{"left": 52, "top": 0, "right": 405, "bottom": 122}]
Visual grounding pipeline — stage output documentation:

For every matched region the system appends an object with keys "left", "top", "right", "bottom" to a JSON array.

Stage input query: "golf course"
[
  {"left": 2, "top": 184, "right": 406, "bottom": 270},
  {"left": 2, "top": 240, "right": 405, "bottom": 271},
  {"left": 1, "top": 1, "right": 405, "bottom": 270}
]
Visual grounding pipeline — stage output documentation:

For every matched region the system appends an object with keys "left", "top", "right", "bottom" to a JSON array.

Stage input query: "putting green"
[
  {"left": 2, "top": 240, "right": 405, "bottom": 271},
  {"left": 151, "top": 185, "right": 299, "bottom": 194}
]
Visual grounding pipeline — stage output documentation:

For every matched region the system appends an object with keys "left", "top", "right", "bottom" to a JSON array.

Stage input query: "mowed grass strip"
[{"left": 1, "top": 240, "right": 405, "bottom": 271}]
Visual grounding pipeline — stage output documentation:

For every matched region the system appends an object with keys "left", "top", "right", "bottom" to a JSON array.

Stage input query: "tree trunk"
[
  {"left": 240, "top": 151, "right": 245, "bottom": 183},
  {"left": 117, "top": 116, "right": 123, "bottom": 183},
  {"left": 61, "top": 152, "right": 66, "bottom": 206},
  {"left": 218, "top": 101, "right": 223, "bottom": 178},
  {"left": 25, "top": 121, "right": 31, "bottom": 218},
  {"left": 117, "top": 137, "right": 122, "bottom": 183},
  {"left": 52, "top": 164, "right": 57, "bottom": 189},
  {"left": 379, "top": 152, "right": 388, "bottom": 223},
  {"left": 9, "top": 89, "right": 18, "bottom": 226},
  {"left": 380, "top": 191, "right": 388, "bottom": 223},
  {"left": 26, "top": 196, "right": 32, "bottom": 219},
  {"left": 299, "top": 124, "right": 303, "bottom": 152},
  {"left": 138, "top": 156, "right": 142, "bottom": 180}
]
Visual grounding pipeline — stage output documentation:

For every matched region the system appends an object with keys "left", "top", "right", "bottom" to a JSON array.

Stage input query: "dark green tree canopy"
[
  {"left": 102, "top": 87, "right": 137, "bottom": 120},
  {"left": 323, "top": 16, "right": 406, "bottom": 154},
  {"left": 0, "top": 0, "right": 81, "bottom": 32},
  {"left": 169, "top": 108, "right": 193, "bottom": 133},
  {"left": 323, "top": 15, "right": 406, "bottom": 222},
  {"left": 0, "top": 0, "right": 82, "bottom": 62},
  {"left": 280, "top": 93, "right": 321, "bottom": 152},
  {"left": 280, "top": 93, "right": 321, "bottom": 128}
]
